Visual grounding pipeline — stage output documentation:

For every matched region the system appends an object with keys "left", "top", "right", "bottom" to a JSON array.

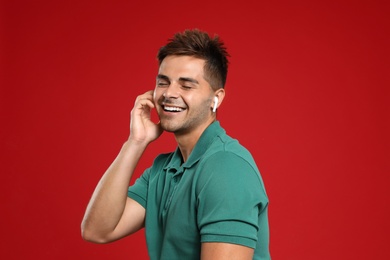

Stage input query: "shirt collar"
[
  {"left": 184, "top": 121, "right": 225, "bottom": 168},
  {"left": 164, "top": 121, "right": 225, "bottom": 170}
]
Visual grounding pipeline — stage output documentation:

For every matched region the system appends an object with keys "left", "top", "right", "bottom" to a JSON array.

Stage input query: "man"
[{"left": 81, "top": 29, "right": 270, "bottom": 260}]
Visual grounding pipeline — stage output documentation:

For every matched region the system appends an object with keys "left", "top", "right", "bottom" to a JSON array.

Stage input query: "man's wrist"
[{"left": 123, "top": 138, "right": 149, "bottom": 150}]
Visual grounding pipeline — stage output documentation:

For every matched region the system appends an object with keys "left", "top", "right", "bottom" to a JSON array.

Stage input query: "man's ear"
[{"left": 212, "top": 88, "right": 225, "bottom": 111}]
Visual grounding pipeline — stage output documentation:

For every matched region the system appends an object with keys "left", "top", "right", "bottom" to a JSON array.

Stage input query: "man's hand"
[{"left": 129, "top": 90, "right": 163, "bottom": 144}]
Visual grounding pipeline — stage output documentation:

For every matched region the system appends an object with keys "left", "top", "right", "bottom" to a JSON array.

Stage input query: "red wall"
[{"left": 1, "top": 1, "right": 389, "bottom": 259}]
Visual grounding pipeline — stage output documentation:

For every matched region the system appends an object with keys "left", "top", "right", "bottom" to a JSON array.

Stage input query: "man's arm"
[
  {"left": 201, "top": 243, "right": 254, "bottom": 260},
  {"left": 197, "top": 152, "right": 269, "bottom": 259},
  {"left": 81, "top": 90, "right": 162, "bottom": 243}
]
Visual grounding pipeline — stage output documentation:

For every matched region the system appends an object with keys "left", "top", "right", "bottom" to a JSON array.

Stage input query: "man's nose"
[{"left": 163, "top": 82, "right": 181, "bottom": 99}]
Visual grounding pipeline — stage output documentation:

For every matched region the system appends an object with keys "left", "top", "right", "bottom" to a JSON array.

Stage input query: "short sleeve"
[
  {"left": 128, "top": 168, "right": 151, "bottom": 209},
  {"left": 196, "top": 152, "right": 268, "bottom": 248}
]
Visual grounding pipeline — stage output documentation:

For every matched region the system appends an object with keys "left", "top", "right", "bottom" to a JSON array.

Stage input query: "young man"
[{"left": 81, "top": 29, "right": 270, "bottom": 260}]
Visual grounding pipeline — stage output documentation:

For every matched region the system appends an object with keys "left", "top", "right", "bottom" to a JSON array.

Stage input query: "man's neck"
[{"left": 175, "top": 119, "right": 215, "bottom": 162}]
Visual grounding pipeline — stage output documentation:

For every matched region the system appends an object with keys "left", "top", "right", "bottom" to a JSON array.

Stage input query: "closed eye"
[
  {"left": 156, "top": 74, "right": 170, "bottom": 87},
  {"left": 157, "top": 82, "right": 169, "bottom": 87}
]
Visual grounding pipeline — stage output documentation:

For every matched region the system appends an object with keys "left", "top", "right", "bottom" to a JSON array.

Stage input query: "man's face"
[{"left": 154, "top": 55, "right": 215, "bottom": 135}]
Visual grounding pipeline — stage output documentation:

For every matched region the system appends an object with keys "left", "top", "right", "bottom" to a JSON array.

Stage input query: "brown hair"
[{"left": 157, "top": 29, "right": 230, "bottom": 89}]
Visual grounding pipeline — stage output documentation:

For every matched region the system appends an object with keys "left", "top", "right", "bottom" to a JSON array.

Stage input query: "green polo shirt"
[{"left": 128, "top": 121, "right": 270, "bottom": 260}]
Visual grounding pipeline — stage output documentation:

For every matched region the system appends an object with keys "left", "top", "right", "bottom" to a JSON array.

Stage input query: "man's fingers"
[{"left": 134, "top": 90, "right": 155, "bottom": 108}]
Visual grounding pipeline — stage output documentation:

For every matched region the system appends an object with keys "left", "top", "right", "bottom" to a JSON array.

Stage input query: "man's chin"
[
  {"left": 161, "top": 122, "right": 190, "bottom": 135},
  {"left": 161, "top": 127, "right": 175, "bottom": 133},
  {"left": 160, "top": 122, "right": 178, "bottom": 133}
]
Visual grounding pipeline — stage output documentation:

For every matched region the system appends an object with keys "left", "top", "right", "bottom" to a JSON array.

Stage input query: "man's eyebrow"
[
  {"left": 179, "top": 77, "right": 199, "bottom": 84},
  {"left": 156, "top": 74, "right": 170, "bottom": 81}
]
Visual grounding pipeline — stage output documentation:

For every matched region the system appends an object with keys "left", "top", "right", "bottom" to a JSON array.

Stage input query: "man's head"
[{"left": 157, "top": 29, "right": 229, "bottom": 90}]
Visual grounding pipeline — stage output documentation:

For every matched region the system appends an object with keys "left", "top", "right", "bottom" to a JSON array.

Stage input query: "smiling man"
[{"left": 81, "top": 29, "right": 270, "bottom": 260}]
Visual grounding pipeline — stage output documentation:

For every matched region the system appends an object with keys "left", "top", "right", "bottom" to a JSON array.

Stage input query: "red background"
[{"left": 1, "top": 0, "right": 389, "bottom": 259}]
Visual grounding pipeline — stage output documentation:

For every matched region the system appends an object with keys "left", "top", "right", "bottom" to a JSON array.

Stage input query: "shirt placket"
[{"left": 163, "top": 167, "right": 183, "bottom": 213}]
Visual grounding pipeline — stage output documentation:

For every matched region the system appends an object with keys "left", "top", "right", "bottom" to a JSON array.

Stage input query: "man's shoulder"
[
  {"left": 154, "top": 151, "right": 174, "bottom": 161},
  {"left": 150, "top": 152, "right": 175, "bottom": 169},
  {"left": 209, "top": 131, "right": 254, "bottom": 163},
  {"left": 198, "top": 130, "right": 262, "bottom": 173}
]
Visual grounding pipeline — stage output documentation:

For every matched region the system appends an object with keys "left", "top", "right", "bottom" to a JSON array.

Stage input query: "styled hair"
[{"left": 157, "top": 29, "right": 230, "bottom": 89}]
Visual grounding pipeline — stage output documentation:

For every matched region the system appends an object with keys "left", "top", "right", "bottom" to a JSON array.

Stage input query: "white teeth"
[{"left": 164, "top": 106, "right": 184, "bottom": 112}]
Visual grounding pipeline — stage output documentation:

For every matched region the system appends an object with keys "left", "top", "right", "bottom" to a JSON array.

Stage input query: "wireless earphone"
[{"left": 213, "top": 96, "right": 219, "bottom": 113}]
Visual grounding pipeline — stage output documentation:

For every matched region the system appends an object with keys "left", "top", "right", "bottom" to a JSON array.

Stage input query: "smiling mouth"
[{"left": 163, "top": 105, "right": 185, "bottom": 112}]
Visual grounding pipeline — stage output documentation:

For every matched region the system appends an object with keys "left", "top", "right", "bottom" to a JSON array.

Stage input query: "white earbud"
[{"left": 213, "top": 96, "right": 219, "bottom": 113}]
